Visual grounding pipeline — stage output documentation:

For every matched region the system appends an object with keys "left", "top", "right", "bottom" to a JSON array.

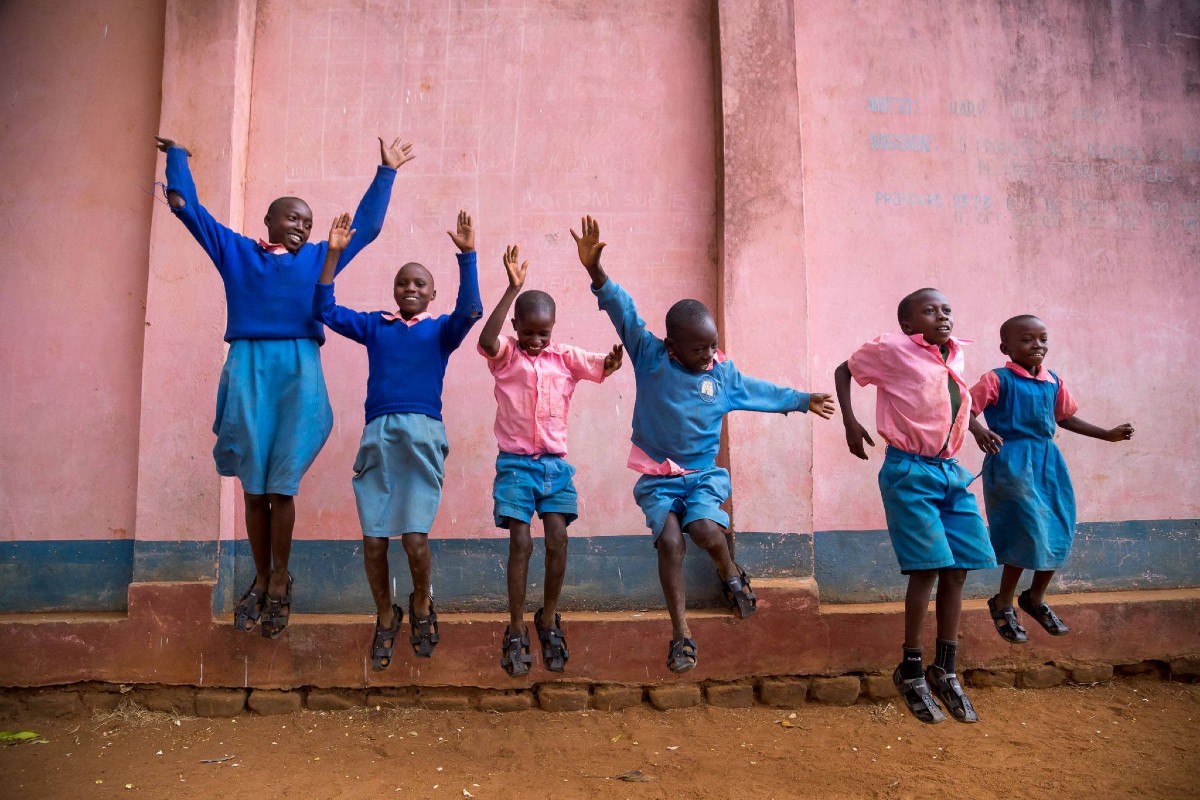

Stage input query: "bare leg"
[
  {"left": 541, "top": 513, "right": 569, "bottom": 622},
  {"left": 362, "top": 536, "right": 395, "bottom": 627},
  {"left": 402, "top": 532, "right": 432, "bottom": 618},
  {"left": 266, "top": 493, "right": 295, "bottom": 597},
  {"left": 244, "top": 492, "right": 271, "bottom": 593},
  {"left": 903, "top": 569, "right": 939, "bottom": 648},
  {"left": 656, "top": 514, "right": 689, "bottom": 640},
  {"left": 685, "top": 519, "right": 736, "bottom": 580},
  {"left": 506, "top": 520, "right": 533, "bottom": 629},
  {"left": 1027, "top": 570, "right": 1055, "bottom": 605},
  {"left": 934, "top": 568, "right": 968, "bottom": 642},
  {"left": 996, "top": 564, "right": 1024, "bottom": 607}
]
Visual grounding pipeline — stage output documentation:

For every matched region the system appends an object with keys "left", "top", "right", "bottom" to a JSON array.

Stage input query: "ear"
[
  {"left": 263, "top": 214, "right": 271, "bottom": 229},
  {"left": 999, "top": 341, "right": 1011, "bottom": 356},
  {"left": 430, "top": 288, "right": 437, "bottom": 301},
  {"left": 663, "top": 336, "right": 676, "bottom": 358},
  {"left": 898, "top": 320, "right": 914, "bottom": 335},
  {"left": 510, "top": 316, "right": 518, "bottom": 331}
]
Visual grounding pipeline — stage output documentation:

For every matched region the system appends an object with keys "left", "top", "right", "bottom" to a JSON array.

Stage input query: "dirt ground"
[{"left": 1, "top": 680, "right": 1197, "bottom": 800}]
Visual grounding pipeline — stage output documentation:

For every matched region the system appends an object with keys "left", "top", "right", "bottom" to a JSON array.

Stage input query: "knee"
[
  {"left": 362, "top": 536, "right": 389, "bottom": 560},
  {"left": 656, "top": 530, "right": 686, "bottom": 561},
  {"left": 686, "top": 519, "right": 724, "bottom": 547},
  {"left": 244, "top": 493, "right": 269, "bottom": 512},
  {"left": 542, "top": 518, "right": 568, "bottom": 554},
  {"left": 508, "top": 526, "right": 534, "bottom": 559},
  {"left": 940, "top": 568, "right": 968, "bottom": 587},
  {"left": 401, "top": 534, "right": 430, "bottom": 560}
]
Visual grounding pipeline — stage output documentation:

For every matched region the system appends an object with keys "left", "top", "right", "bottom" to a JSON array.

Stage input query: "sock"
[
  {"left": 935, "top": 639, "right": 957, "bottom": 674},
  {"left": 900, "top": 646, "right": 923, "bottom": 679}
]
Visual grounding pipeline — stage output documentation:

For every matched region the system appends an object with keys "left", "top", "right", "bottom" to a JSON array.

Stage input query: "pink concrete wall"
[
  {"left": 238, "top": 0, "right": 719, "bottom": 540},
  {"left": 798, "top": 1, "right": 1200, "bottom": 531},
  {"left": 0, "top": 0, "right": 165, "bottom": 541}
]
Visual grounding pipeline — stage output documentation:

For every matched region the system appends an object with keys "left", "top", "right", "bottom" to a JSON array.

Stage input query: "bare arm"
[
  {"left": 835, "top": 361, "right": 875, "bottom": 460},
  {"left": 969, "top": 412, "right": 1004, "bottom": 454},
  {"left": 478, "top": 245, "right": 528, "bottom": 357},
  {"left": 319, "top": 213, "right": 354, "bottom": 284},
  {"left": 571, "top": 215, "right": 608, "bottom": 289},
  {"left": 1058, "top": 416, "right": 1134, "bottom": 442}
]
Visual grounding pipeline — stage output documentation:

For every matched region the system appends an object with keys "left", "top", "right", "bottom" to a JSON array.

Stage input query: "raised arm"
[
  {"left": 835, "top": 361, "right": 875, "bottom": 460},
  {"left": 154, "top": 136, "right": 188, "bottom": 208},
  {"left": 331, "top": 136, "right": 413, "bottom": 276},
  {"left": 157, "top": 135, "right": 238, "bottom": 266},
  {"left": 319, "top": 213, "right": 355, "bottom": 284},
  {"left": 440, "top": 211, "right": 484, "bottom": 351},
  {"left": 478, "top": 245, "right": 529, "bottom": 357},
  {"left": 1058, "top": 417, "right": 1134, "bottom": 442},
  {"left": 571, "top": 215, "right": 609, "bottom": 289}
]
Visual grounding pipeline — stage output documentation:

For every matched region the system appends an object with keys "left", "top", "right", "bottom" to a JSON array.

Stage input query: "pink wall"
[
  {"left": 0, "top": 0, "right": 165, "bottom": 541},
  {"left": 798, "top": 1, "right": 1200, "bottom": 531}
]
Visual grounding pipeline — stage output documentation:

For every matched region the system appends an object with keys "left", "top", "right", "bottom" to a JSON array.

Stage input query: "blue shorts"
[
  {"left": 493, "top": 453, "right": 578, "bottom": 528},
  {"left": 878, "top": 447, "right": 996, "bottom": 573},
  {"left": 212, "top": 339, "right": 333, "bottom": 496},
  {"left": 633, "top": 467, "right": 731, "bottom": 541},
  {"left": 353, "top": 413, "right": 448, "bottom": 537}
]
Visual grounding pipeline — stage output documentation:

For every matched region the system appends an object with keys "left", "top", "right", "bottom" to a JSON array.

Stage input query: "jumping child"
[
  {"left": 834, "top": 288, "right": 996, "bottom": 724},
  {"left": 968, "top": 314, "right": 1134, "bottom": 643},
  {"left": 478, "top": 244, "right": 623, "bottom": 677},
  {"left": 314, "top": 211, "right": 482, "bottom": 670},
  {"left": 156, "top": 135, "right": 413, "bottom": 638},
  {"left": 574, "top": 215, "right": 835, "bottom": 673}
]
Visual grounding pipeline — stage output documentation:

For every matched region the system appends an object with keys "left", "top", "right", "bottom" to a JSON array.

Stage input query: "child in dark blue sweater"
[
  {"left": 315, "top": 211, "right": 482, "bottom": 670},
  {"left": 156, "top": 135, "right": 414, "bottom": 639}
]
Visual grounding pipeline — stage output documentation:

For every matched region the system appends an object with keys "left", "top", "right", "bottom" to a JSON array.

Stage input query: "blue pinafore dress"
[{"left": 980, "top": 368, "right": 1076, "bottom": 570}]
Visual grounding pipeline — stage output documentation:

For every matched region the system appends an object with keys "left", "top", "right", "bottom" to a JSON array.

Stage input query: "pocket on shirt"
[{"left": 548, "top": 377, "right": 574, "bottom": 418}]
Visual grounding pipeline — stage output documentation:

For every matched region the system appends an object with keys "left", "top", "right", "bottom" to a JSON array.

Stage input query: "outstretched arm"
[
  {"left": 440, "top": 210, "right": 484, "bottom": 351},
  {"left": 478, "top": 244, "right": 528, "bottom": 357},
  {"left": 1058, "top": 417, "right": 1134, "bottom": 442},
  {"left": 331, "top": 136, "right": 412, "bottom": 276},
  {"left": 969, "top": 413, "right": 1004, "bottom": 454},
  {"left": 835, "top": 361, "right": 875, "bottom": 460},
  {"left": 155, "top": 136, "right": 188, "bottom": 208},
  {"left": 312, "top": 213, "right": 370, "bottom": 345},
  {"left": 602, "top": 344, "right": 624, "bottom": 377},
  {"left": 156, "top": 135, "right": 239, "bottom": 268},
  {"left": 319, "top": 213, "right": 355, "bottom": 284},
  {"left": 379, "top": 136, "right": 415, "bottom": 170},
  {"left": 571, "top": 215, "right": 608, "bottom": 289}
]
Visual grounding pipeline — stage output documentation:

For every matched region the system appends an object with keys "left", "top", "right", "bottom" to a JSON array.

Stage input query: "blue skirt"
[
  {"left": 982, "top": 438, "right": 1076, "bottom": 570},
  {"left": 212, "top": 339, "right": 333, "bottom": 496},
  {"left": 352, "top": 413, "right": 449, "bottom": 536}
]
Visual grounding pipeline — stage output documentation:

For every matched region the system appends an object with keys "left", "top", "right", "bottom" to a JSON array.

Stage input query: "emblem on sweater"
[{"left": 698, "top": 377, "right": 717, "bottom": 403}]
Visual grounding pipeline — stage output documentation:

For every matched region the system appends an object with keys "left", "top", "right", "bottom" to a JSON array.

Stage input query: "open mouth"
[{"left": 286, "top": 232, "right": 304, "bottom": 245}]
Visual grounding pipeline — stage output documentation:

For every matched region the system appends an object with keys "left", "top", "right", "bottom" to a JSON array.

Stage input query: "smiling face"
[
  {"left": 512, "top": 307, "right": 555, "bottom": 355},
  {"left": 899, "top": 289, "right": 954, "bottom": 346},
  {"left": 666, "top": 314, "right": 719, "bottom": 373},
  {"left": 263, "top": 197, "right": 313, "bottom": 253},
  {"left": 393, "top": 262, "right": 436, "bottom": 319},
  {"left": 1000, "top": 315, "right": 1049, "bottom": 373}
]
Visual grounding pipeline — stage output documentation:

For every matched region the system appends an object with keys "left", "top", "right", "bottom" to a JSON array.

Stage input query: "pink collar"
[
  {"left": 1004, "top": 361, "right": 1055, "bottom": 382},
  {"left": 257, "top": 238, "right": 289, "bottom": 255},
  {"left": 906, "top": 332, "right": 972, "bottom": 352},
  {"left": 381, "top": 311, "right": 432, "bottom": 326}
]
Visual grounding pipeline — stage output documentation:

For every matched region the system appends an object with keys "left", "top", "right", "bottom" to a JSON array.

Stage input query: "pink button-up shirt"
[
  {"left": 479, "top": 335, "right": 607, "bottom": 457},
  {"left": 969, "top": 362, "right": 1078, "bottom": 420},
  {"left": 847, "top": 331, "right": 973, "bottom": 458}
]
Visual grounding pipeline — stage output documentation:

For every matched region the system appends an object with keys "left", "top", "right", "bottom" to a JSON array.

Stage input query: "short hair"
[
  {"left": 896, "top": 287, "right": 943, "bottom": 324},
  {"left": 394, "top": 261, "right": 433, "bottom": 283},
  {"left": 665, "top": 299, "right": 715, "bottom": 340},
  {"left": 999, "top": 314, "right": 1043, "bottom": 341},
  {"left": 266, "top": 196, "right": 309, "bottom": 216},
  {"left": 514, "top": 290, "right": 556, "bottom": 320}
]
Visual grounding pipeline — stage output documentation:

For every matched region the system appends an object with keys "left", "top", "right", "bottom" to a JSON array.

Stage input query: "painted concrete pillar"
[
  {"left": 133, "top": 0, "right": 258, "bottom": 584},
  {"left": 715, "top": 0, "right": 815, "bottom": 569}
]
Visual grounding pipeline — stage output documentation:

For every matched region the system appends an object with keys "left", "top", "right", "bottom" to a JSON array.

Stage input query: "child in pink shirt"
[
  {"left": 835, "top": 288, "right": 996, "bottom": 725},
  {"left": 478, "top": 244, "right": 623, "bottom": 677}
]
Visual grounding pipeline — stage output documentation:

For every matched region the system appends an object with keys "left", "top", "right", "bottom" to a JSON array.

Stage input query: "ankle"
[{"left": 899, "top": 645, "right": 923, "bottom": 679}]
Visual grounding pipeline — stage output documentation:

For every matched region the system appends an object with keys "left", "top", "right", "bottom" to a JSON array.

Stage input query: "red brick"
[
  {"left": 862, "top": 674, "right": 900, "bottom": 700},
  {"left": 1170, "top": 657, "right": 1200, "bottom": 681},
  {"left": 705, "top": 683, "right": 755, "bottom": 708},
  {"left": 478, "top": 691, "right": 534, "bottom": 713},
  {"left": 1115, "top": 660, "right": 1168, "bottom": 678},
  {"left": 965, "top": 669, "right": 1016, "bottom": 688},
  {"left": 647, "top": 684, "right": 702, "bottom": 710},
  {"left": 133, "top": 686, "right": 196, "bottom": 714},
  {"left": 79, "top": 691, "right": 124, "bottom": 712},
  {"left": 0, "top": 693, "right": 25, "bottom": 719},
  {"left": 306, "top": 689, "right": 365, "bottom": 711},
  {"left": 23, "top": 691, "right": 83, "bottom": 717},
  {"left": 417, "top": 688, "right": 474, "bottom": 710},
  {"left": 809, "top": 676, "right": 860, "bottom": 705},
  {"left": 1067, "top": 663, "right": 1114, "bottom": 684},
  {"left": 248, "top": 689, "right": 302, "bottom": 715},
  {"left": 1019, "top": 665, "right": 1066, "bottom": 689},
  {"left": 195, "top": 688, "right": 247, "bottom": 717},
  {"left": 758, "top": 677, "right": 809, "bottom": 708},
  {"left": 592, "top": 685, "right": 643, "bottom": 711},
  {"left": 538, "top": 684, "right": 590, "bottom": 712},
  {"left": 367, "top": 689, "right": 417, "bottom": 709}
]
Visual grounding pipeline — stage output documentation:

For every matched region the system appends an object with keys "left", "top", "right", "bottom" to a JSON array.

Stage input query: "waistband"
[
  {"left": 885, "top": 446, "right": 956, "bottom": 465},
  {"left": 498, "top": 451, "right": 567, "bottom": 462}
]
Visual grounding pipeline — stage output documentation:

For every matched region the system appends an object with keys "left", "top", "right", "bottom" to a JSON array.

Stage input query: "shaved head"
[
  {"left": 897, "top": 287, "right": 942, "bottom": 325},
  {"left": 665, "top": 298, "right": 714, "bottom": 341},
  {"left": 514, "top": 290, "right": 556, "bottom": 321}
]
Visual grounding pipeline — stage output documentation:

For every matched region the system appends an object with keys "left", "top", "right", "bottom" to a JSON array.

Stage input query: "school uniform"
[{"left": 970, "top": 363, "right": 1079, "bottom": 570}]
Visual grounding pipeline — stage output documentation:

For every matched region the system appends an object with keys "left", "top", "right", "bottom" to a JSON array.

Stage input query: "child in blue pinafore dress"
[
  {"left": 968, "top": 315, "right": 1134, "bottom": 643},
  {"left": 156, "top": 135, "right": 415, "bottom": 639}
]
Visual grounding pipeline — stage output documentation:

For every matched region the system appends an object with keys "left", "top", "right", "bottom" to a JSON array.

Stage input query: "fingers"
[
  {"left": 862, "top": 430, "right": 875, "bottom": 447},
  {"left": 569, "top": 228, "right": 581, "bottom": 244},
  {"left": 458, "top": 209, "right": 471, "bottom": 230}
]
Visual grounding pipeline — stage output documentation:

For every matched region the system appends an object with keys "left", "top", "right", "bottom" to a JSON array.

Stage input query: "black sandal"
[
  {"left": 260, "top": 573, "right": 294, "bottom": 640},
  {"left": 370, "top": 604, "right": 403, "bottom": 671},
  {"left": 534, "top": 608, "right": 569, "bottom": 672},
  {"left": 892, "top": 665, "right": 946, "bottom": 724},
  {"left": 233, "top": 581, "right": 266, "bottom": 633},
  {"left": 988, "top": 595, "right": 1029, "bottom": 644},
  {"left": 666, "top": 637, "right": 698, "bottom": 673},
  {"left": 1018, "top": 590, "right": 1070, "bottom": 636},
  {"left": 500, "top": 625, "right": 532, "bottom": 677},
  {"left": 925, "top": 665, "right": 978, "bottom": 723},
  {"left": 408, "top": 592, "right": 440, "bottom": 657},
  {"left": 720, "top": 564, "right": 758, "bottom": 619}
]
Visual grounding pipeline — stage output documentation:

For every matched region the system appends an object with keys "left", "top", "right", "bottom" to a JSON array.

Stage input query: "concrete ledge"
[{"left": 0, "top": 581, "right": 1196, "bottom": 690}]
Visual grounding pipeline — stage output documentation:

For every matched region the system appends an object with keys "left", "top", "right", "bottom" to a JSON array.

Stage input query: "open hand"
[
  {"left": 447, "top": 210, "right": 474, "bottom": 252},
  {"left": 327, "top": 212, "right": 355, "bottom": 251},
  {"left": 603, "top": 344, "right": 624, "bottom": 377},
  {"left": 809, "top": 393, "right": 835, "bottom": 419},
  {"left": 155, "top": 135, "right": 190, "bottom": 156},
  {"left": 503, "top": 245, "right": 529, "bottom": 289},
  {"left": 1106, "top": 423, "right": 1134, "bottom": 442},
  {"left": 379, "top": 137, "right": 415, "bottom": 169},
  {"left": 844, "top": 419, "right": 876, "bottom": 460},
  {"left": 570, "top": 215, "right": 606, "bottom": 270},
  {"left": 972, "top": 427, "right": 1004, "bottom": 454}
]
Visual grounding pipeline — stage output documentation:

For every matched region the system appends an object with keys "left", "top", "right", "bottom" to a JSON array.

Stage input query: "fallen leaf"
[
  {"left": 611, "top": 735, "right": 622, "bottom": 742},
  {"left": 201, "top": 755, "right": 235, "bottom": 764},
  {"left": 615, "top": 770, "right": 657, "bottom": 783},
  {"left": 779, "top": 720, "right": 795, "bottom": 728},
  {"left": 0, "top": 731, "right": 48, "bottom": 745}
]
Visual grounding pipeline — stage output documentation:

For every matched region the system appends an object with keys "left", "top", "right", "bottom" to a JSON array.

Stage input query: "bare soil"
[{"left": 1, "top": 680, "right": 1197, "bottom": 799}]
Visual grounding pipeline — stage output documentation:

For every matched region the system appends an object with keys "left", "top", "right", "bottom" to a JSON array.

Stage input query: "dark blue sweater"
[
  {"left": 314, "top": 251, "right": 483, "bottom": 423},
  {"left": 165, "top": 146, "right": 396, "bottom": 343}
]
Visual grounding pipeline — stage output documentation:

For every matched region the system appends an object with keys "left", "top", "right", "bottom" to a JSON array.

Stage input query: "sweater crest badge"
[{"left": 697, "top": 376, "right": 718, "bottom": 404}]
